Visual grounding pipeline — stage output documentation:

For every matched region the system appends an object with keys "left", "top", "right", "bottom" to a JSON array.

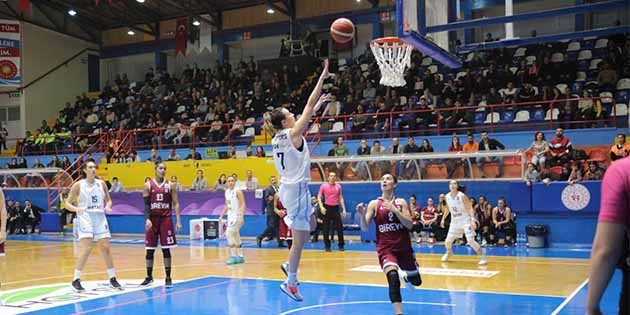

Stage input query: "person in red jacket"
[{"left": 549, "top": 128, "right": 572, "bottom": 166}]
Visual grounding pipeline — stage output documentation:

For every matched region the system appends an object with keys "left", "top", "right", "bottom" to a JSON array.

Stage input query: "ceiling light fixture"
[
  {"left": 68, "top": 9, "right": 77, "bottom": 16},
  {"left": 266, "top": 7, "right": 275, "bottom": 14},
  {"left": 127, "top": 29, "right": 136, "bottom": 36}
]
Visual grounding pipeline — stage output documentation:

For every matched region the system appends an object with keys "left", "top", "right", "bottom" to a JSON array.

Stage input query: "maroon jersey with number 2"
[
  {"left": 374, "top": 197, "right": 418, "bottom": 272},
  {"left": 145, "top": 179, "right": 177, "bottom": 249}
]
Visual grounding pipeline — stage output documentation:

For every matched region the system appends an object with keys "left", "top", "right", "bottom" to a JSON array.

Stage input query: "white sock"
[
  {"left": 288, "top": 272, "right": 298, "bottom": 285},
  {"left": 229, "top": 247, "right": 236, "bottom": 257},
  {"left": 74, "top": 270, "right": 81, "bottom": 281},
  {"left": 107, "top": 268, "right": 116, "bottom": 279},
  {"left": 237, "top": 247, "right": 243, "bottom": 257}
]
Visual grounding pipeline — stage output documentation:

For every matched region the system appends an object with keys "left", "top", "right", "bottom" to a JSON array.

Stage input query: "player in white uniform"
[
  {"left": 264, "top": 59, "right": 333, "bottom": 301},
  {"left": 219, "top": 176, "right": 246, "bottom": 265},
  {"left": 65, "top": 161, "right": 122, "bottom": 292},
  {"left": 440, "top": 180, "right": 487, "bottom": 265}
]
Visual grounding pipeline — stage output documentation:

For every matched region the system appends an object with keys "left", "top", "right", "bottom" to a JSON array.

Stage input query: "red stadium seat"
[
  {"left": 550, "top": 166, "right": 564, "bottom": 175},
  {"left": 588, "top": 149, "right": 607, "bottom": 162}
]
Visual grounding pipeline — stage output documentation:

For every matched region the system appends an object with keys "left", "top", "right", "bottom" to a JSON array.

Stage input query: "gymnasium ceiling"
[{"left": 0, "top": 0, "right": 288, "bottom": 43}]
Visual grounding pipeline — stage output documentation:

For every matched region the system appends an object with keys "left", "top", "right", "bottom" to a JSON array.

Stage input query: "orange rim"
[{"left": 370, "top": 37, "right": 407, "bottom": 45}]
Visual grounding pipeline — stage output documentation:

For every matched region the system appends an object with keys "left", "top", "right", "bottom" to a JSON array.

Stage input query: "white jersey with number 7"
[{"left": 271, "top": 128, "right": 311, "bottom": 185}]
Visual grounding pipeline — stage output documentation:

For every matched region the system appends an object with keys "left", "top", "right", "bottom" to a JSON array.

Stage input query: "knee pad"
[
  {"left": 386, "top": 270, "right": 402, "bottom": 303},
  {"left": 146, "top": 249, "right": 155, "bottom": 260},
  {"left": 162, "top": 248, "right": 171, "bottom": 259}
]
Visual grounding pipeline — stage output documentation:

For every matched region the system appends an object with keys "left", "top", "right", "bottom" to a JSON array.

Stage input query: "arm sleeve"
[{"left": 144, "top": 196, "right": 151, "bottom": 219}]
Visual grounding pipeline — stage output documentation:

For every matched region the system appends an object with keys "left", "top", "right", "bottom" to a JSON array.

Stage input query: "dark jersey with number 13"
[{"left": 150, "top": 179, "right": 173, "bottom": 217}]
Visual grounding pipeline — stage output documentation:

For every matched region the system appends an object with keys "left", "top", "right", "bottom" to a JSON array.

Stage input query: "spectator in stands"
[
  {"left": 170, "top": 175, "right": 183, "bottom": 192},
  {"left": 255, "top": 146, "right": 266, "bottom": 157},
  {"left": 610, "top": 133, "right": 630, "bottom": 161},
  {"left": 492, "top": 197, "right": 515, "bottom": 246},
  {"left": 419, "top": 196, "right": 439, "bottom": 244},
  {"left": 387, "top": 137, "right": 403, "bottom": 175},
  {"left": 462, "top": 132, "right": 479, "bottom": 178},
  {"left": 227, "top": 145, "right": 237, "bottom": 159},
  {"left": 146, "top": 148, "right": 162, "bottom": 163},
  {"left": 213, "top": 174, "right": 227, "bottom": 191},
  {"left": 191, "top": 170, "right": 207, "bottom": 191},
  {"left": 47, "top": 156, "right": 61, "bottom": 168},
  {"left": 322, "top": 95, "right": 341, "bottom": 117},
  {"left": 245, "top": 170, "right": 259, "bottom": 190},
  {"left": 185, "top": 148, "right": 202, "bottom": 160},
  {"left": 525, "top": 162, "right": 541, "bottom": 186},
  {"left": 245, "top": 145, "right": 254, "bottom": 157},
  {"left": 399, "top": 136, "right": 420, "bottom": 180},
  {"left": 370, "top": 140, "right": 388, "bottom": 174},
  {"left": 18, "top": 158, "right": 27, "bottom": 168},
  {"left": 333, "top": 136, "right": 349, "bottom": 180},
  {"left": 61, "top": 156, "right": 71, "bottom": 169},
  {"left": 567, "top": 161, "right": 583, "bottom": 185},
  {"left": 477, "top": 131, "right": 505, "bottom": 178},
  {"left": 32, "top": 158, "right": 44, "bottom": 168},
  {"left": 109, "top": 177, "right": 124, "bottom": 192},
  {"left": 549, "top": 128, "right": 572, "bottom": 166},
  {"left": 166, "top": 148, "right": 180, "bottom": 161},
  {"left": 446, "top": 135, "right": 464, "bottom": 178},
  {"left": 354, "top": 138, "right": 371, "bottom": 180},
  {"left": 584, "top": 161, "right": 604, "bottom": 181},
  {"left": 257, "top": 175, "right": 280, "bottom": 247},
  {"left": 596, "top": 61, "right": 618, "bottom": 92},
  {"left": 527, "top": 131, "right": 549, "bottom": 169},
  {"left": 232, "top": 173, "right": 246, "bottom": 190},
  {"left": 408, "top": 195, "right": 422, "bottom": 242},
  {"left": 350, "top": 104, "right": 368, "bottom": 133}
]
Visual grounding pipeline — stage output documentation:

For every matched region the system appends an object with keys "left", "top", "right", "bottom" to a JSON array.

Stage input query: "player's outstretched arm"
[
  {"left": 290, "top": 59, "right": 334, "bottom": 140},
  {"left": 237, "top": 190, "right": 246, "bottom": 226}
]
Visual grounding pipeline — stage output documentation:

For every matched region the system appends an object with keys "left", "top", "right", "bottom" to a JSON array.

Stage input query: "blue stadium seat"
[
  {"left": 617, "top": 90, "right": 630, "bottom": 104},
  {"left": 502, "top": 111, "right": 515, "bottom": 123},
  {"left": 531, "top": 109, "right": 545, "bottom": 121},
  {"left": 474, "top": 112, "right": 485, "bottom": 125}
]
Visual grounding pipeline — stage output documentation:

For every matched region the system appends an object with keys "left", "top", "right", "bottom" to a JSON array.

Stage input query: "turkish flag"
[
  {"left": 18, "top": 0, "right": 31, "bottom": 14},
  {"left": 175, "top": 18, "right": 188, "bottom": 56}
]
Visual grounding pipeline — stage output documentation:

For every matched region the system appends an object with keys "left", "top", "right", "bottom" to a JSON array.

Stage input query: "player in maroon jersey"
[
  {"left": 275, "top": 194, "right": 293, "bottom": 250},
  {"left": 141, "top": 161, "right": 182, "bottom": 288},
  {"left": 363, "top": 174, "right": 422, "bottom": 315}
]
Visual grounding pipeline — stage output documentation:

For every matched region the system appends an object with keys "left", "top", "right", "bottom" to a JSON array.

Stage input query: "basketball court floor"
[{"left": 0, "top": 235, "right": 621, "bottom": 315}]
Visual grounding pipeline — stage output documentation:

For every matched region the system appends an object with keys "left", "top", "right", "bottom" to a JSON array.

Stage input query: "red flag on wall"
[
  {"left": 18, "top": 0, "right": 31, "bottom": 14},
  {"left": 175, "top": 18, "right": 188, "bottom": 56}
]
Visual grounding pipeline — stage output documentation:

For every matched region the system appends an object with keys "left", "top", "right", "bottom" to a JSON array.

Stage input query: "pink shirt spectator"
[
  {"left": 318, "top": 183, "right": 342, "bottom": 206},
  {"left": 597, "top": 157, "right": 630, "bottom": 228}
]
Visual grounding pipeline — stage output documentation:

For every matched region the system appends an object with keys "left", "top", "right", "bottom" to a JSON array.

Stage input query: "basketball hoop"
[{"left": 370, "top": 37, "right": 413, "bottom": 87}]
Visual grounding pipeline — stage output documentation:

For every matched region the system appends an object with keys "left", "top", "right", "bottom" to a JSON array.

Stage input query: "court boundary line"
[
  {"left": 549, "top": 278, "right": 589, "bottom": 315},
  {"left": 276, "top": 300, "right": 455, "bottom": 315},
  {"left": 68, "top": 278, "right": 237, "bottom": 315}
]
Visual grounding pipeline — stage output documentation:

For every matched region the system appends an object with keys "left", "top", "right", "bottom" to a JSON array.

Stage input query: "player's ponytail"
[{"left": 263, "top": 108, "right": 286, "bottom": 137}]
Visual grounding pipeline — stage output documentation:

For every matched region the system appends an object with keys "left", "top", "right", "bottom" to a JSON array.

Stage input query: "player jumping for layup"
[
  {"left": 264, "top": 59, "right": 332, "bottom": 301},
  {"left": 441, "top": 180, "right": 487, "bottom": 265},
  {"left": 141, "top": 161, "right": 182, "bottom": 287},
  {"left": 219, "top": 176, "right": 246, "bottom": 265},
  {"left": 66, "top": 161, "right": 122, "bottom": 292}
]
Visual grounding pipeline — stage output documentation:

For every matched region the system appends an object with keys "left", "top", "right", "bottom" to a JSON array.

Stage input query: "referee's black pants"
[{"left": 323, "top": 205, "right": 344, "bottom": 250}]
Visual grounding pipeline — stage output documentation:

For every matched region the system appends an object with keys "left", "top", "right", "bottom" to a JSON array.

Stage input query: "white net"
[{"left": 370, "top": 38, "right": 413, "bottom": 87}]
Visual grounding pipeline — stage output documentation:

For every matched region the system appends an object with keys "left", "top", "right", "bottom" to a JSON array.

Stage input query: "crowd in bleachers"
[{"left": 15, "top": 32, "right": 630, "bottom": 160}]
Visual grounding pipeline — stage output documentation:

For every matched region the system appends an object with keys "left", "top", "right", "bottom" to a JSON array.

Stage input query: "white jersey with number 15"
[{"left": 271, "top": 128, "right": 311, "bottom": 185}]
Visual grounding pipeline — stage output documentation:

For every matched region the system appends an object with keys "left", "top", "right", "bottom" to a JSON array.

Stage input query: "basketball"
[{"left": 330, "top": 18, "right": 354, "bottom": 43}]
